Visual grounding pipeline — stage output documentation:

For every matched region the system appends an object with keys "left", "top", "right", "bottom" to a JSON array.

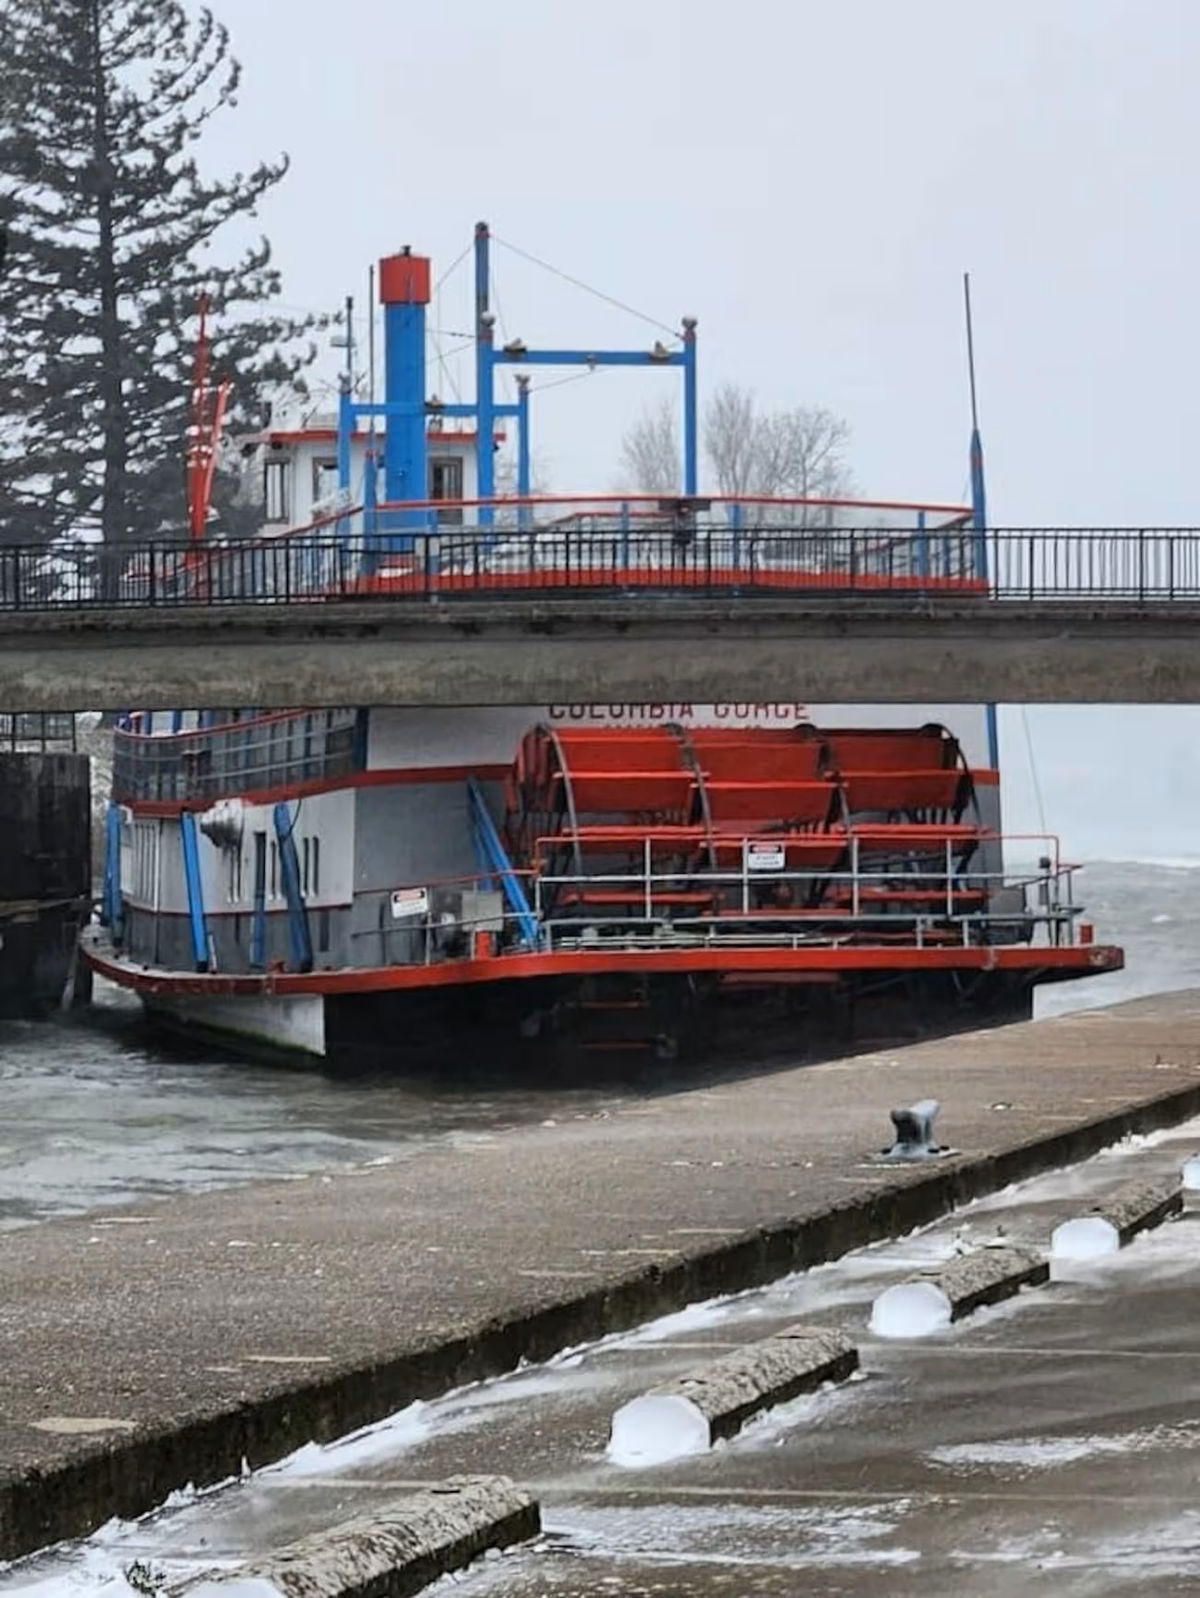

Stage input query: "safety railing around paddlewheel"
[
  {"left": 526, "top": 836, "right": 1087, "bottom": 952},
  {"left": 338, "top": 842, "right": 1093, "bottom": 970}
]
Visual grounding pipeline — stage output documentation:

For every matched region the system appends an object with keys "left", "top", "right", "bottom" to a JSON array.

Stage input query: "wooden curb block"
[
  {"left": 173, "top": 1475, "right": 539, "bottom": 1598},
  {"left": 608, "top": 1323, "right": 857, "bottom": 1466},
  {"left": 870, "top": 1246, "right": 1048, "bottom": 1338}
]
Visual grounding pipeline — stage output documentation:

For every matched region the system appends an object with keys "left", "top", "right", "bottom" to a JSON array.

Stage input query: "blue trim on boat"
[
  {"left": 274, "top": 801, "right": 314, "bottom": 973},
  {"left": 103, "top": 802, "right": 124, "bottom": 945},
  {"left": 179, "top": 810, "right": 210, "bottom": 972},
  {"left": 250, "top": 829, "right": 268, "bottom": 970},
  {"left": 467, "top": 775, "right": 540, "bottom": 948}
]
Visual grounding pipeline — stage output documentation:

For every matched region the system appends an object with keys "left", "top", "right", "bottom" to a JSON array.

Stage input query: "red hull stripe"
[
  {"left": 124, "top": 764, "right": 511, "bottom": 816},
  {"left": 85, "top": 942, "right": 1123, "bottom": 999}
]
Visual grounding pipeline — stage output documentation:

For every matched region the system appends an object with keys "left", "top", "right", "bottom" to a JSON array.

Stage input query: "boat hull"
[{"left": 91, "top": 937, "right": 1120, "bottom": 1075}]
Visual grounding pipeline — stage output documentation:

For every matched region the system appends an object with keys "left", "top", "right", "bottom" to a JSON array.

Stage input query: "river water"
[{"left": 1, "top": 860, "right": 1195, "bottom": 1230}]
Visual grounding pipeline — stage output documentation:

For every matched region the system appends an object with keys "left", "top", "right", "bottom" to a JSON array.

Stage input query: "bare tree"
[
  {"left": 703, "top": 382, "right": 851, "bottom": 509},
  {"left": 620, "top": 381, "right": 851, "bottom": 516},
  {"left": 703, "top": 382, "right": 758, "bottom": 496},
  {"left": 619, "top": 396, "right": 680, "bottom": 493}
]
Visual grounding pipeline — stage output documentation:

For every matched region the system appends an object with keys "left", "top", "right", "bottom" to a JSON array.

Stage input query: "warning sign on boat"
[
  {"left": 745, "top": 841, "right": 786, "bottom": 873},
  {"left": 390, "top": 887, "right": 430, "bottom": 919}
]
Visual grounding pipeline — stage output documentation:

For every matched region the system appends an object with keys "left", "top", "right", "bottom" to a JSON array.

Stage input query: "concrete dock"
[{"left": 5, "top": 991, "right": 1200, "bottom": 1562}]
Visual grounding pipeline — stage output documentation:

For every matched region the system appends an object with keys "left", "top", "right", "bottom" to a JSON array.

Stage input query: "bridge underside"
[{"left": 1, "top": 599, "right": 1198, "bottom": 710}]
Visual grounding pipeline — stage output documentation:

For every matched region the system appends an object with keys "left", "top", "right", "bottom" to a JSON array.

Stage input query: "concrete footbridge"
[{"left": 1, "top": 523, "right": 1199, "bottom": 710}]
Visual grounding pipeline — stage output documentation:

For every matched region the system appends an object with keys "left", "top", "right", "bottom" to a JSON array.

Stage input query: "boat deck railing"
[
  {"left": 346, "top": 845, "right": 1090, "bottom": 971},
  {"left": 112, "top": 708, "right": 360, "bottom": 804}
]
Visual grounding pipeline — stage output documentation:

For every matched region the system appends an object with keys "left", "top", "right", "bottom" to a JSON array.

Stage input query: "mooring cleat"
[{"left": 881, "top": 1098, "right": 943, "bottom": 1160}]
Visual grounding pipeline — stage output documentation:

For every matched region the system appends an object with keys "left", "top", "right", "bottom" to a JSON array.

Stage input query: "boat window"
[
  {"left": 264, "top": 458, "right": 290, "bottom": 524},
  {"left": 253, "top": 832, "right": 267, "bottom": 906},
  {"left": 133, "top": 821, "right": 157, "bottom": 900},
  {"left": 311, "top": 836, "right": 321, "bottom": 896},
  {"left": 269, "top": 840, "right": 278, "bottom": 899},
  {"left": 302, "top": 836, "right": 310, "bottom": 895}
]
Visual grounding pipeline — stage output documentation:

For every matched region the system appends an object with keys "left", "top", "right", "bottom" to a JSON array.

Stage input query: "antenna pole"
[
  {"left": 337, "top": 295, "right": 354, "bottom": 499},
  {"left": 963, "top": 271, "right": 980, "bottom": 432},
  {"left": 963, "top": 269, "right": 998, "bottom": 767},
  {"left": 368, "top": 264, "right": 378, "bottom": 433},
  {"left": 343, "top": 295, "right": 355, "bottom": 388}
]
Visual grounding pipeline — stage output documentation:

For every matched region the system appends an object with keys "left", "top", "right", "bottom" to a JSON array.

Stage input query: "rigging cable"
[
  {"left": 492, "top": 234, "right": 680, "bottom": 340},
  {"left": 1020, "top": 706, "right": 1049, "bottom": 836},
  {"left": 432, "top": 242, "right": 473, "bottom": 404}
]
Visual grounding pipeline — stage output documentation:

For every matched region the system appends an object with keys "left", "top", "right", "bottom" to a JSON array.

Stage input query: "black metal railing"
[{"left": 4, "top": 528, "right": 1200, "bottom": 611}]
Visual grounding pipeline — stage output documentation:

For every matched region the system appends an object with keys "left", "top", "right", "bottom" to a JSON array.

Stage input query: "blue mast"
[
  {"left": 964, "top": 271, "right": 999, "bottom": 770},
  {"left": 475, "top": 222, "right": 495, "bottom": 532},
  {"left": 682, "top": 316, "right": 699, "bottom": 496}
]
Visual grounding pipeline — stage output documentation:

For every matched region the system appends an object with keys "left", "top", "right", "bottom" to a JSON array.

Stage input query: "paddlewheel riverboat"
[{"left": 82, "top": 225, "right": 1122, "bottom": 1066}]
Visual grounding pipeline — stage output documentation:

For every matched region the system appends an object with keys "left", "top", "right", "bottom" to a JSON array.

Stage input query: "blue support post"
[
  {"left": 337, "top": 374, "right": 353, "bottom": 497},
  {"left": 250, "top": 835, "right": 267, "bottom": 971},
  {"left": 467, "top": 777, "right": 540, "bottom": 948},
  {"left": 426, "top": 401, "right": 519, "bottom": 420},
  {"left": 102, "top": 802, "right": 124, "bottom": 944},
  {"left": 362, "top": 445, "right": 379, "bottom": 577},
  {"left": 682, "top": 317, "right": 699, "bottom": 496},
  {"left": 516, "top": 374, "right": 531, "bottom": 531},
  {"left": 963, "top": 270, "right": 999, "bottom": 770},
  {"left": 273, "top": 802, "right": 314, "bottom": 974},
  {"left": 915, "top": 509, "right": 929, "bottom": 579},
  {"left": 179, "top": 811, "right": 210, "bottom": 973},
  {"left": 493, "top": 349, "right": 687, "bottom": 369},
  {"left": 972, "top": 431, "right": 1000, "bottom": 768}
]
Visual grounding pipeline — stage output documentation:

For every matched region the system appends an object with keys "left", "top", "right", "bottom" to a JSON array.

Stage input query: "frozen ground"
[{"left": 6, "top": 1113, "right": 1200, "bottom": 1596}]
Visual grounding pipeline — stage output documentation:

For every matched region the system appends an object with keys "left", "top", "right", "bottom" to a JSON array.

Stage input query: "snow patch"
[
  {"left": 264, "top": 1401, "right": 429, "bottom": 1479},
  {"left": 931, "top": 1421, "right": 1200, "bottom": 1473},
  {"left": 608, "top": 1393, "right": 710, "bottom": 1468},
  {"left": 869, "top": 1279, "right": 951, "bottom": 1338},
  {"left": 1051, "top": 1215, "right": 1120, "bottom": 1261}
]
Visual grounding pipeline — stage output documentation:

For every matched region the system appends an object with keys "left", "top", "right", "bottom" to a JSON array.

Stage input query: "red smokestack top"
[{"left": 379, "top": 247, "right": 431, "bottom": 306}]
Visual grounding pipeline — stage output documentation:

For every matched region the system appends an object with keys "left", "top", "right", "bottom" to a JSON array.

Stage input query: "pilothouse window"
[
  {"left": 429, "top": 457, "right": 463, "bottom": 526},
  {"left": 312, "top": 458, "right": 339, "bottom": 507}
]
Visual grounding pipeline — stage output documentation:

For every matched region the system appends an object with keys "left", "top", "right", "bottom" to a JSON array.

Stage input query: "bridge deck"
[{"left": 1, "top": 596, "right": 1199, "bottom": 709}]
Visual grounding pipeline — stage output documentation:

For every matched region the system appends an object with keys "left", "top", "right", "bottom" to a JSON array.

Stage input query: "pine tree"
[{"left": 0, "top": 0, "right": 318, "bottom": 551}]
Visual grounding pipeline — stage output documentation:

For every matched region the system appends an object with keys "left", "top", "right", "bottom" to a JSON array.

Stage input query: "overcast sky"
[{"left": 197, "top": 0, "right": 1200, "bottom": 862}]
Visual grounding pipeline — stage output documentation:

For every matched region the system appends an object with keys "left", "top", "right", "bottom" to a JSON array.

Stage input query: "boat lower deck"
[{"left": 82, "top": 928, "right": 1123, "bottom": 1071}]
